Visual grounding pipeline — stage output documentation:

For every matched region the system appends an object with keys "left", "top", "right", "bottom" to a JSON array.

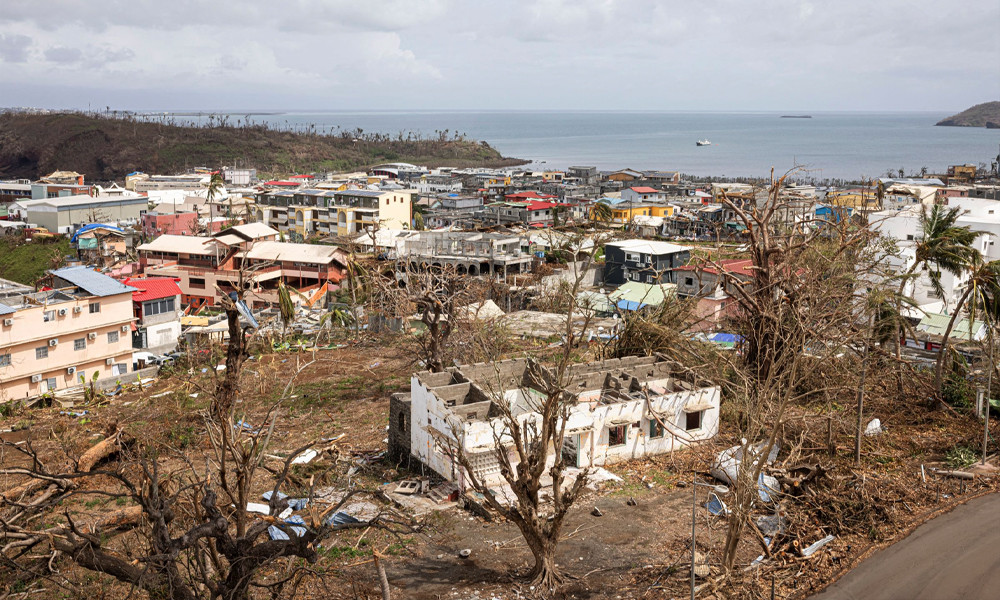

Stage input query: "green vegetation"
[
  {"left": 0, "top": 237, "right": 72, "bottom": 285},
  {"left": 0, "top": 111, "right": 527, "bottom": 180},
  {"left": 945, "top": 445, "right": 978, "bottom": 469},
  {"left": 936, "top": 101, "right": 1000, "bottom": 128}
]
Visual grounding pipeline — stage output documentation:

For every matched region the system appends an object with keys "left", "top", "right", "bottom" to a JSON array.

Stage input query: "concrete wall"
[{"left": 409, "top": 358, "right": 721, "bottom": 491}]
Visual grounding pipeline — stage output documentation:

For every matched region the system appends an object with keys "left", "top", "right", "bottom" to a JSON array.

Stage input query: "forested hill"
[
  {"left": 0, "top": 111, "right": 526, "bottom": 180},
  {"left": 935, "top": 101, "right": 1000, "bottom": 128}
]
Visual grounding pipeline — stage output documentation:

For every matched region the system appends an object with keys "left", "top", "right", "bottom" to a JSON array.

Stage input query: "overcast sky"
[{"left": 0, "top": 0, "right": 996, "bottom": 112}]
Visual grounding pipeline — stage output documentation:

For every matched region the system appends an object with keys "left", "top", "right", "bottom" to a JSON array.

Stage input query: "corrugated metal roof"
[
  {"left": 241, "top": 241, "right": 346, "bottom": 265},
  {"left": 0, "top": 303, "right": 15, "bottom": 315},
  {"left": 137, "top": 234, "right": 217, "bottom": 255},
  {"left": 49, "top": 266, "right": 136, "bottom": 297},
  {"left": 122, "top": 277, "right": 182, "bottom": 302}
]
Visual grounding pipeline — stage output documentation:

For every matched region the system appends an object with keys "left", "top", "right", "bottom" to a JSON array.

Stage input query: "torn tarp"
[
  {"left": 710, "top": 441, "right": 781, "bottom": 503},
  {"left": 268, "top": 515, "right": 307, "bottom": 540},
  {"left": 324, "top": 511, "right": 361, "bottom": 527},
  {"left": 705, "top": 493, "right": 729, "bottom": 516}
]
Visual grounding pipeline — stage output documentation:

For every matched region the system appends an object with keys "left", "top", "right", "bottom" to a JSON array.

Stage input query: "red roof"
[
  {"left": 263, "top": 180, "right": 300, "bottom": 186},
  {"left": 123, "top": 277, "right": 182, "bottom": 302},
  {"left": 506, "top": 191, "right": 556, "bottom": 200},
  {"left": 525, "top": 201, "right": 560, "bottom": 211},
  {"left": 630, "top": 186, "right": 660, "bottom": 194},
  {"left": 675, "top": 259, "right": 754, "bottom": 277},
  {"left": 289, "top": 174, "right": 314, "bottom": 179}
]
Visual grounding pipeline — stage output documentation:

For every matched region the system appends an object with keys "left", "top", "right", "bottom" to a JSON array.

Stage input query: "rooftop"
[
  {"left": 49, "top": 266, "right": 136, "bottom": 298},
  {"left": 606, "top": 239, "right": 692, "bottom": 255},
  {"left": 241, "top": 241, "right": 347, "bottom": 265},
  {"left": 122, "top": 277, "right": 183, "bottom": 303},
  {"left": 138, "top": 235, "right": 218, "bottom": 256}
]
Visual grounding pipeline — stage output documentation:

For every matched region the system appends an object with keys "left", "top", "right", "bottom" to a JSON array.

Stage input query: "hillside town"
[{"left": 3, "top": 154, "right": 1000, "bottom": 599}]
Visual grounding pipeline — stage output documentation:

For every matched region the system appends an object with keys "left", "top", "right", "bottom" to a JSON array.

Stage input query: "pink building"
[
  {"left": 0, "top": 267, "right": 136, "bottom": 402},
  {"left": 142, "top": 212, "right": 200, "bottom": 237}
]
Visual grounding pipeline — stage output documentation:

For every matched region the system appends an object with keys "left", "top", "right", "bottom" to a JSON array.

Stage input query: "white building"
[
  {"left": 392, "top": 355, "right": 720, "bottom": 491},
  {"left": 869, "top": 206, "right": 982, "bottom": 316}
]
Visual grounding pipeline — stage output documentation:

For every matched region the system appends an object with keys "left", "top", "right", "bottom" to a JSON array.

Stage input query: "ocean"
[{"left": 164, "top": 110, "right": 1000, "bottom": 182}]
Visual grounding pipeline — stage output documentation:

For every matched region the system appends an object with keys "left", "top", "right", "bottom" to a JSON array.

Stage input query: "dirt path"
[{"left": 810, "top": 493, "right": 1000, "bottom": 600}]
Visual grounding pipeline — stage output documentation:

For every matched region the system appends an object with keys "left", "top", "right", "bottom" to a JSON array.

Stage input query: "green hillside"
[
  {"left": 936, "top": 101, "right": 1000, "bottom": 127},
  {"left": 0, "top": 111, "right": 527, "bottom": 180}
]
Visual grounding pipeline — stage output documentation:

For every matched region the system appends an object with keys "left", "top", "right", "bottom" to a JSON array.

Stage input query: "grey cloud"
[
  {"left": 1, "top": 0, "right": 447, "bottom": 33},
  {"left": 44, "top": 46, "right": 83, "bottom": 63},
  {"left": 0, "top": 34, "right": 31, "bottom": 63}
]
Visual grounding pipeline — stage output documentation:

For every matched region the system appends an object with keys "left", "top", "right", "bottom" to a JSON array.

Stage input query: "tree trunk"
[
  {"left": 894, "top": 262, "right": 920, "bottom": 397},
  {"left": 722, "top": 511, "right": 748, "bottom": 570},
  {"left": 934, "top": 285, "right": 975, "bottom": 398},
  {"left": 524, "top": 534, "right": 562, "bottom": 590},
  {"left": 374, "top": 554, "right": 391, "bottom": 600}
]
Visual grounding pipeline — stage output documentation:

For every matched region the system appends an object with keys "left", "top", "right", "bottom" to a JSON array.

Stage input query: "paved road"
[{"left": 811, "top": 493, "right": 1000, "bottom": 600}]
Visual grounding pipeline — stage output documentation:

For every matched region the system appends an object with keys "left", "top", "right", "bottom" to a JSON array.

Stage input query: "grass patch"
[{"left": 0, "top": 237, "right": 72, "bottom": 285}]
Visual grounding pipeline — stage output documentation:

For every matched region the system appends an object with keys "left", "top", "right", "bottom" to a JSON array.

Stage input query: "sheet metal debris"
[{"left": 800, "top": 534, "right": 835, "bottom": 557}]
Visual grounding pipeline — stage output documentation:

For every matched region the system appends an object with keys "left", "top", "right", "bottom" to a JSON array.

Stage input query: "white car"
[{"left": 132, "top": 351, "right": 161, "bottom": 370}]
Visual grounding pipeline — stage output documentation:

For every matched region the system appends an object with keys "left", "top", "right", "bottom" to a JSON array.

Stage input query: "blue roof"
[
  {"left": 616, "top": 299, "right": 648, "bottom": 312},
  {"left": 50, "top": 266, "right": 136, "bottom": 297},
  {"left": 70, "top": 223, "right": 126, "bottom": 243},
  {"left": 0, "top": 303, "right": 15, "bottom": 315}
]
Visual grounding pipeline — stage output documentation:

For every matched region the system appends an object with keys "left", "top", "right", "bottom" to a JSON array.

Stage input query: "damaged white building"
[{"left": 388, "top": 355, "right": 720, "bottom": 490}]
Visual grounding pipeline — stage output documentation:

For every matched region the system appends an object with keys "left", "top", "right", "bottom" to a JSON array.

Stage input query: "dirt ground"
[{"left": 2, "top": 335, "right": 998, "bottom": 599}]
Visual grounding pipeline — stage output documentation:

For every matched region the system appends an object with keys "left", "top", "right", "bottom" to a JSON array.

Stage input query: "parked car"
[{"left": 132, "top": 351, "right": 161, "bottom": 371}]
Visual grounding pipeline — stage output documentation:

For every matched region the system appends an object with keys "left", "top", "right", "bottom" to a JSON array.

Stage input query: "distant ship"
[
  {"left": 696, "top": 139, "right": 711, "bottom": 146},
  {"left": 780, "top": 115, "right": 812, "bottom": 118}
]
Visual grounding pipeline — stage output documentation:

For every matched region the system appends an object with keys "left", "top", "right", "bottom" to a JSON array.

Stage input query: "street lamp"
[{"left": 691, "top": 479, "right": 729, "bottom": 600}]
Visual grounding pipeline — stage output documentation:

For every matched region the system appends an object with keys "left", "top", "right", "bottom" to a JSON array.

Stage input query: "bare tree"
[
  {"left": 1, "top": 288, "right": 411, "bottom": 599},
  {"left": 446, "top": 234, "right": 603, "bottom": 591}
]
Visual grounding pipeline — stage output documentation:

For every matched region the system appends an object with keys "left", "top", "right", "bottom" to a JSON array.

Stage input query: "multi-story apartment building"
[
  {"left": 604, "top": 240, "right": 692, "bottom": 286},
  {"left": 394, "top": 231, "right": 533, "bottom": 276},
  {"left": 138, "top": 223, "right": 348, "bottom": 308},
  {"left": 0, "top": 267, "right": 136, "bottom": 402},
  {"left": 254, "top": 188, "right": 413, "bottom": 238}
]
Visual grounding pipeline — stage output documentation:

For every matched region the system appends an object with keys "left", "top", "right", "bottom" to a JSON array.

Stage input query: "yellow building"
[{"left": 589, "top": 202, "right": 674, "bottom": 224}]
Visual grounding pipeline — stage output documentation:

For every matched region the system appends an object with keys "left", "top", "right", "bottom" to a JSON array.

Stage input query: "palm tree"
[
  {"left": 277, "top": 280, "right": 295, "bottom": 339},
  {"left": 933, "top": 256, "right": 1000, "bottom": 397},
  {"left": 892, "top": 205, "right": 980, "bottom": 389},
  {"left": 206, "top": 172, "right": 225, "bottom": 227},
  {"left": 590, "top": 201, "right": 613, "bottom": 226}
]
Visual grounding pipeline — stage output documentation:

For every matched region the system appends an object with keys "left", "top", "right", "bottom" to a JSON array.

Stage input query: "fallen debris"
[
  {"left": 800, "top": 534, "right": 835, "bottom": 557},
  {"left": 291, "top": 449, "right": 318, "bottom": 464},
  {"left": 394, "top": 480, "right": 420, "bottom": 495}
]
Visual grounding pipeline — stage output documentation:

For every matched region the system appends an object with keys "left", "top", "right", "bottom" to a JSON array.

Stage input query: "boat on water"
[{"left": 696, "top": 139, "right": 711, "bottom": 146}]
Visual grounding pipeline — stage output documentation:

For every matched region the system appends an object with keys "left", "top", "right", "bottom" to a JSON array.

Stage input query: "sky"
[{"left": 0, "top": 0, "right": 997, "bottom": 112}]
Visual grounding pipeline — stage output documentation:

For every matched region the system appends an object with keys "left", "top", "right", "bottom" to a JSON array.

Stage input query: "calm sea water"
[{"left": 168, "top": 110, "right": 1000, "bottom": 182}]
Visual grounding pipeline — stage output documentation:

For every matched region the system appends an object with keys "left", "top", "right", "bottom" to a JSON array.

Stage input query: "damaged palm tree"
[
  {"left": 276, "top": 279, "right": 296, "bottom": 339},
  {"left": 447, "top": 236, "right": 603, "bottom": 591}
]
